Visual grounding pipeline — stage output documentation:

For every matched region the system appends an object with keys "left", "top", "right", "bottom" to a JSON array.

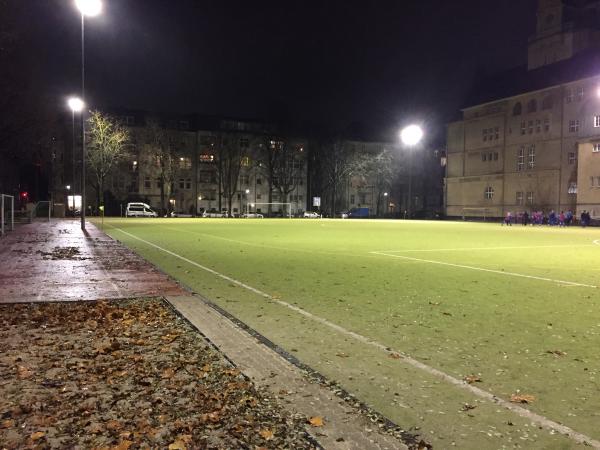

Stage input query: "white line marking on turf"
[
  {"left": 107, "top": 224, "right": 600, "bottom": 448},
  {"left": 374, "top": 244, "right": 593, "bottom": 253},
  {"left": 594, "top": 239, "right": 600, "bottom": 246},
  {"left": 371, "top": 251, "right": 597, "bottom": 288}
]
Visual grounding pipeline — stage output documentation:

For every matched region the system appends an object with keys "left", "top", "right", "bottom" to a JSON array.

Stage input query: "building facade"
[{"left": 446, "top": 0, "right": 600, "bottom": 219}]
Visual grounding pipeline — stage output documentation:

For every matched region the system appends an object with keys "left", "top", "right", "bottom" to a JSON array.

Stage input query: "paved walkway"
[{"left": 0, "top": 220, "right": 411, "bottom": 449}]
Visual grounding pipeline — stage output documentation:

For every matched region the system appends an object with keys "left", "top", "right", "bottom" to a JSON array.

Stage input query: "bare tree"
[
  {"left": 86, "top": 111, "right": 129, "bottom": 209},
  {"left": 357, "top": 149, "right": 394, "bottom": 216},
  {"left": 272, "top": 143, "right": 302, "bottom": 211},
  {"left": 216, "top": 134, "right": 243, "bottom": 216},
  {"left": 256, "top": 136, "right": 281, "bottom": 215},
  {"left": 147, "top": 119, "right": 175, "bottom": 215}
]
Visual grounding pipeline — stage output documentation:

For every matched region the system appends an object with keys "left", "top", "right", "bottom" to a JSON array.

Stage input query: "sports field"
[{"left": 98, "top": 217, "right": 600, "bottom": 449}]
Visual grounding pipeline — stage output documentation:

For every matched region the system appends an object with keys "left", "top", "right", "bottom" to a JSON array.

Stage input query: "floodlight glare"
[
  {"left": 400, "top": 124, "right": 424, "bottom": 146},
  {"left": 75, "top": 0, "right": 102, "bottom": 17},
  {"left": 245, "top": 189, "right": 250, "bottom": 194},
  {"left": 67, "top": 97, "right": 84, "bottom": 113}
]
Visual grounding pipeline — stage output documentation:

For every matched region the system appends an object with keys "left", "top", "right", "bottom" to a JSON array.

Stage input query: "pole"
[
  {"left": 80, "top": 14, "right": 86, "bottom": 230},
  {"left": 407, "top": 149, "right": 412, "bottom": 219}
]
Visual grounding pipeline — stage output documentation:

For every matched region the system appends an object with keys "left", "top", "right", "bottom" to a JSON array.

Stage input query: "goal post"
[
  {"left": 1, "top": 194, "right": 15, "bottom": 236},
  {"left": 461, "top": 207, "right": 490, "bottom": 221},
  {"left": 250, "top": 202, "right": 292, "bottom": 218}
]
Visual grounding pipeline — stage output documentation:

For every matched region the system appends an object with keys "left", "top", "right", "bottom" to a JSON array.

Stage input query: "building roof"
[{"left": 464, "top": 48, "right": 600, "bottom": 109}]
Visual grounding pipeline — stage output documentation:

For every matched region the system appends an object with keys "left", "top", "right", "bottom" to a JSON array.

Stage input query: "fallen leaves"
[
  {"left": 308, "top": 416, "right": 324, "bottom": 427},
  {"left": 546, "top": 349, "right": 567, "bottom": 357},
  {"left": 463, "top": 375, "right": 481, "bottom": 384},
  {"left": 388, "top": 353, "right": 402, "bottom": 360},
  {"left": 0, "top": 299, "right": 315, "bottom": 449},
  {"left": 510, "top": 393, "right": 535, "bottom": 404}
]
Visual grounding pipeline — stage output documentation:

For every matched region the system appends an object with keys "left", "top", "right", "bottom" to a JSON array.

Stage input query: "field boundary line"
[
  {"left": 106, "top": 224, "right": 600, "bottom": 448},
  {"left": 374, "top": 244, "right": 593, "bottom": 253},
  {"left": 371, "top": 251, "right": 597, "bottom": 288}
]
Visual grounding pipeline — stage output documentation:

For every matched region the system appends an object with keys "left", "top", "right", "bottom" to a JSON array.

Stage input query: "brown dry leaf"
[
  {"left": 162, "top": 368, "right": 176, "bottom": 379},
  {"left": 88, "top": 422, "right": 104, "bottom": 434},
  {"left": 106, "top": 420, "right": 123, "bottom": 431},
  {"left": 112, "top": 440, "right": 133, "bottom": 450},
  {"left": 17, "top": 365, "right": 34, "bottom": 379},
  {"left": 168, "top": 441, "right": 187, "bottom": 450},
  {"left": 308, "top": 416, "right": 324, "bottom": 427},
  {"left": 259, "top": 428, "right": 274, "bottom": 440},
  {"left": 1, "top": 419, "right": 16, "bottom": 428},
  {"left": 463, "top": 375, "right": 481, "bottom": 384},
  {"left": 30, "top": 431, "right": 45, "bottom": 441},
  {"left": 510, "top": 393, "right": 535, "bottom": 404},
  {"left": 388, "top": 353, "right": 402, "bottom": 359},
  {"left": 547, "top": 350, "right": 567, "bottom": 357},
  {"left": 335, "top": 352, "right": 349, "bottom": 358}
]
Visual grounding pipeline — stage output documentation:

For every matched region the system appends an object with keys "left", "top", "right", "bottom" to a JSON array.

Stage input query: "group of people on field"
[{"left": 503, "top": 209, "right": 592, "bottom": 227}]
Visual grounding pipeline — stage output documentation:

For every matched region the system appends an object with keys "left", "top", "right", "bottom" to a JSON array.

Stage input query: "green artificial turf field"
[{"left": 97, "top": 217, "right": 600, "bottom": 449}]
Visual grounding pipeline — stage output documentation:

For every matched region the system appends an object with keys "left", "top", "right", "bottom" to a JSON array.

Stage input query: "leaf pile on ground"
[
  {"left": 0, "top": 299, "right": 315, "bottom": 449},
  {"left": 36, "top": 246, "right": 88, "bottom": 260}
]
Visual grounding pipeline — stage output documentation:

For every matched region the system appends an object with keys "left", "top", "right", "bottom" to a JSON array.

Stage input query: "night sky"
[{"left": 16, "top": 0, "right": 537, "bottom": 143}]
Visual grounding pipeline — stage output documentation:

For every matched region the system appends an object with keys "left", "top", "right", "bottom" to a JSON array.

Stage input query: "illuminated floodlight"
[
  {"left": 400, "top": 124, "right": 424, "bottom": 146},
  {"left": 67, "top": 97, "right": 84, "bottom": 113},
  {"left": 75, "top": 0, "right": 102, "bottom": 17},
  {"left": 245, "top": 189, "right": 250, "bottom": 194}
]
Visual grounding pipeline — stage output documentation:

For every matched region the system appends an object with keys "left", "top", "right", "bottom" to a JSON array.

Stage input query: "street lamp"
[
  {"left": 245, "top": 189, "right": 250, "bottom": 215},
  {"left": 67, "top": 97, "right": 83, "bottom": 216},
  {"left": 400, "top": 124, "right": 424, "bottom": 219},
  {"left": 74, "top": 0, "right": 102, "bottom": 230}
]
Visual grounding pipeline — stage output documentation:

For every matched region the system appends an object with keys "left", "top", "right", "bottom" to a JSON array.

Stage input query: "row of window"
[
  {"left": 591, "top": 177, "right": 600, "bottom": 188},
  {"left": 482, "top": 127, "right": 500, "bottom": 142},
  {"left": 512, "top": 97, "right": 553, "bottom": 116},
  {"left": 484, "top": 187, "right": 535, "bottom": 204},
  {"left": 520, "top": 118, "right": 550, "bottom": 135},
  {"left": 517, "top": 145, "right": 535, "bottom": 171},
  {"left": 482, "top": 152, "right": 499, "bottom": 162}
]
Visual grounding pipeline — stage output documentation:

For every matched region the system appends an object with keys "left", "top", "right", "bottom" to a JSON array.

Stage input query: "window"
[
  {"left": 541, "top": 95, "right": 553, "bottom": 110},
  {"left": 256, "top": 178, "right": 262, "bottom": 185},
  {"left": 594, "top": 144, "right": 600, "bottom": 153},
  {"left": 568, "top": 152, "right": 576, "bottom": 164},
  {"left": 144, "top": 176, "right": 151, "bottom": 189},
  {"left": 185, "top": 178, "right": 191, "bottom": 189},
  {"left": 488, "top": 152, "right": 493, "bottom": 161},
  {"left": 527, "top": 191, "right": 534, "bottom": 205},
  {"left": 156, "top": 178, "right": 162, "bottom": 189},
  {"left": 528, "top": 120, "right": 534, "bottom": 134},
  {"left": 359, "top": 193, "right": 367, "bottom": 204},
  {"left": 595, "top": 115, "right": 600, "bottom": 128},
  {"left": 577, "top": 87, "right": 584, "bottom": 101},
  {"left": 569, "top": 120, "right": 580, "bottom": 132},
  {"left": 494, "top": 126, "right": 499, "bottom": 140},
  {"left": 527, "top": 99, "right": 537, "bottom": 113},
  {"left": 179, "top": 157, "right": 192, "bottom": 169},
  {"left": 528, "top": 145, "right": 536, "bottom": 169},
  {"left": 520, "top": 121, "right": 526, "bottom": 135},
  {"left": 536, "top": 119, "right": 541, "bottom": 133},
  {"left": 516, "top": 191, "right": 524, "bottom": 206},
  {"left": 566, "top": 88, "right": 573, "bottom": 103},
  {"left": 256, "top": 193, "right": 262, "bottom": 200},
  {"left": 568, "top": 182, "right": 577, "bottom": 194},
  {"left": 513, "top": 102, "right": 522, "bottom": 116},
  {"left": 591, "top": 176, "right": 596, "bottom": 188},
  {"left": 199, "top": 154, "right": 215, "bottom": 163},
  {"left": 241, "top": 156, "right": 251, "bottom": 167},
  {"left": 517, "top": 147, "right": 525, "bottom": 171},
  {"left": 544, "top": 117, "right": 550, "bottom": 132},
  {"left": 484, "top": 186, "right": 494, "bottom": 200},
  {"left": 482, "top": 129, "right": 488, "bottom": 142},
  {"left": 494, "top": 152, "right": 499, "bottom": 161},
  {"left": 179, "top": 178, "right": 185, "bottom": 189},
  {"left": 482, "top": 153, "right": 487, "bottom": 162},
  {"left": 240, "top": 138, "right": 249, "bottom": 148},
  {"left": 240, "top": 175, "right": 249, "bottom": 185}
]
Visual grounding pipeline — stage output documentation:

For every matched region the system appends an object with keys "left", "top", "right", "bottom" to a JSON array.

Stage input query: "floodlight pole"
[{"left": 80, "top": 14, "right": 86, "bottom": 230}]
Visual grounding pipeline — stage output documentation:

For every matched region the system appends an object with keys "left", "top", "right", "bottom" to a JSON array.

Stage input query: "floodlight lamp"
[
  {"left": 400, "top": 124, "right": 424, "bottom": 146},
  {"left": 245, "top": 189, "right": 250, "bottom": 194},
  {"left": 383, "top": 192, "right": 388, "bottom": 197},
  {"left": 75, "top": 0, "right": 102, "bottom": 17},
  {"left": 66, "top": 185, "right": 71, "bottom": 190},
  {"left": 67, "top": 97, "right": 84, "bottom": 113}
]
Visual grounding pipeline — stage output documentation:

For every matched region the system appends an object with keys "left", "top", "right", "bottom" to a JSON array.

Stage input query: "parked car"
[
  {"left": 303, "top": 211, "right": 321, "bottom": 218},
  {"left": 202, "top": 209, "right": 227, "bottom": 218},
  {"left": 241, "top": 213, "right": 264, "bottom": 218},
  {"left": 126, "top": 202, "right": 158, "bottom": 217}
]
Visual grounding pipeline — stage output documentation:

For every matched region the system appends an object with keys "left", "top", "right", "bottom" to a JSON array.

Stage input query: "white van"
[{"left": 126, "top": 202, "right": 158, "bottom": 217}]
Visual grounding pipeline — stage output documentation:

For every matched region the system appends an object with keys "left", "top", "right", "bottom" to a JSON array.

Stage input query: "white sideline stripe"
[
  {"left": 107, "top": 224, "right": 600, "bottom": 448},
  {"left": 375, "top": 244, "right": 593, "bottom": 253},
  {"left": 372, "top": 251, "right": 597, "bottom": 288},
  {"left": 594, "top": 240, "right": 600, "bottom": 246}
]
